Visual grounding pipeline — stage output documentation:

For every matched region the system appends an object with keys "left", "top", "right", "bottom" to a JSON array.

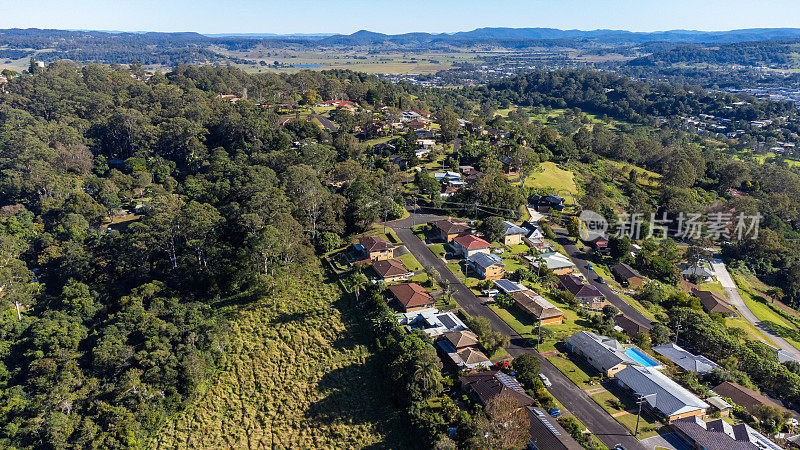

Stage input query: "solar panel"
[
  {"left": 438, "top": 314, "right": 458, "bottom": 329},
  {"left": 539, "top": 418, "right": 561, "bottom": 436},
  {"left": 495, "top": 373, "right": 525, "bottom": 393}
]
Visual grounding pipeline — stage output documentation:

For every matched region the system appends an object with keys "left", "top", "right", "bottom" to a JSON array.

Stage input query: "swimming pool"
[{"left": 626, "top": 348, "right": 659, "bottom": 367}]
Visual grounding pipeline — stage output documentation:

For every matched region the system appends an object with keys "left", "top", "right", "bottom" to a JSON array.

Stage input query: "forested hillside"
[{"left": 0, "top": 63, "right": 412, "bottom": 448}]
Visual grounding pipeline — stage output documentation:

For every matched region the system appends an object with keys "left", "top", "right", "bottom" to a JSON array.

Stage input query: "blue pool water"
[{"left": 626, "top": 348, "right": 659, "bottom": 367}]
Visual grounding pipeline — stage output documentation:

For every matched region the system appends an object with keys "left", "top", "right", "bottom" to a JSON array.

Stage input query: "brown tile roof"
[
  {"left": 557, "top": 274, "right": 603, "bottom": 299},
  {"left": 614, "top": 314, "right": 652, "bottom": 337},
  {"left": 387, "top": 283, "right": 434, "bottom": 309},
  {"left": 457, "top": 348, "right": 491, "bottom": 365},
  {"left": 511, "top": 290, "right": 564, "bottom": 320},
  {"left": 612, "top": 263, "right": 643, "bottom": 281},
  {"left": 460, "top": 370, "right": 535, "bottom": 407},
  {"left": 453, "top": 234, "right": 491, "bottom": 250},
  {"left": 442, "top": 330, "right": 479, "bottom": 349},
  {"left": 358, "top": 236, "right": 394, "bottom": 252},
  {"left": 712, "top": 382, "right": 797, "bottom": 418},
  {"left": 431, "top": 219, "right": 470, "bottom": 235},
  {"left": 372, "top": 259, "right": 410, "bottom": 278},
  {"left": 691, "top": 288, "right": 736, "bottom": 316}
]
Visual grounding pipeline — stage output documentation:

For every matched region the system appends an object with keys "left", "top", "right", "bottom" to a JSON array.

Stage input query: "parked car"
[
  {"left": 595, "top": 276, "right": 607, "bottom": 284},
  {"left": 548, "top": 408, "right": 561, "bottom": 417},
  {"left": 613, "top": 445, "right": 626, "bottom": 450},
  {"left": 483, "top": 289, "right": 499, "bottom": 297},
  {"left": 587, "top": 263, "right": 594, "bottom": 270},
  {"left": 539, "top": 373, "right": 552, "bottom": 387}
]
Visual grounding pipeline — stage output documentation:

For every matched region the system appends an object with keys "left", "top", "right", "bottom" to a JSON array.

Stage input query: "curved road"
[
  {"left": 710, "top": 258, "right": 800, "bottom": 361},
  {"left": 388, "top": 210, "right": 645, "bottom": 450}
]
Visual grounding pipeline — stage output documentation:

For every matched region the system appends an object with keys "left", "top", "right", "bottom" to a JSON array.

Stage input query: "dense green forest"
[{"left": 0, "top": 63, "right": 415, "bottom": 448}]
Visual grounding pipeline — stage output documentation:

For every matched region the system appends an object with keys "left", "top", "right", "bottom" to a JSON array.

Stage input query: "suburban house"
[
  {"left": 452, "top": 234, "right": 491, "bottom": 258},
  {"left": 612, "top": 263, "right": 645, "bottom": 288},
  {"left": 613, "top": 314, "right": 652, "bottom": 338},
  {"left": 467, "top": 252, "right": 506, "bottom": 280},
  {"left": 460, "top": 371, "right": 534, "bottom": 407},
  {"left": 511, "top": 290, "right": 564, "bottom": 325},
  {"left": 433, "top": 171, "right": 461, "bottom": 182},
  {"left": 682, "top": 262, "right": 716, "bottom": 282},
  {"left": 691, "top": 288, "right": 736, "bottom": 316},
  {"left": 705, "top": 396, "right": 733, "bottom": 417},
  {"left": 529, "top": 194, "right": 565, "bottom": 212},
  {"left": 397, "top": 307, "right": 467, "bottom": 337},
  {"left": 386, "top": 283, "right": 435, "bottom": 312},
  {"left": 493, "top": 279, "right": 527, "bottom": 296},
  {"left": 502, "top": 220, "right": 527, "bottom": 245},
  {"left": 357, "top": 236, "right": 395, "bottom": 261},
  {"left": 521, "top": 222, "right": 548, "bottom": 249},
  {"left": 672, "top": 416, "right": 779, "bottom": 450},
  {"left": 431, "top": 219, "right": 471, "bottom": 242},
  {"left": 586, "top": 236, "right": 609, "bottom": 254},
  {"left": 500, "top": 155, "right": 519, "bottom": 175},
  {"left": 616, "top": 365, "right": 709, "bottom": 422},
  {"left": 527, "top": 251, "right": 576, "bottom": 275},
  {"left": 372, "top": 258, "right": 412, "bottom": 282},
  {"left": 526, "top": 407, "right": 583, "bottom": 450},
  {"left": 653, "top": 343, "right": 721, "bottom": 375},
  {"left": 565, "top": 331, "right": 638, "bottom": 377},
  {"left": 712, "top": 382, "right": 798, "bottom": 420},
  {"left": 440, "top": 330, "right": 480, "bottom": 350},
  {"left": 557, "top": 274, "right": 604, "bottom": 310},
  {"left": 437, "top": 331, "right": 492, "bottom": 369}
]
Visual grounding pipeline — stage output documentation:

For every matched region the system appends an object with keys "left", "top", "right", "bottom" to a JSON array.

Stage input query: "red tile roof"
[
  {"left": 358, "top": 236, "right": 394, "bottom": 252},
  {"left": 387, "top": 283, "right": 434, "bottom": 309},
  {"left": 453, "top": 234, "right": 490, "bottom": 250},
  {"left": 373, "top": 259, "right": 410, "bottom": 278}
]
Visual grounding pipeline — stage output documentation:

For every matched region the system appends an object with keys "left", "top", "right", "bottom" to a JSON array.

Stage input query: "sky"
[{"left": 2, "top": 0, "right": 800, "bottom": 35}]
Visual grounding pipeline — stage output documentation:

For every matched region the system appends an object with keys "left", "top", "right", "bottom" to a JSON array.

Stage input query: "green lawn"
[
  {"left": 547, "top": 355, "right": 600, "bottom": 389},
  {"left": 428, "top": 243, "right": 446, "bottom": 258},
  {"left": 698, "top": 281, "right": 726, "bottom": 296},
  {"left": 737, "top": 281, "right": 800, "bottom": 351},
  {"left": 397, "top": 253, "right": 423, "bottom": 272},
  {"left": 446, "top": 261, "right": 482, "bottom": 287},
  {"left": 590, "top": 386, "right": 663, "bottom": 439},
  {"left": 524, "top": 162, "right": 578, "bottom": 202}
]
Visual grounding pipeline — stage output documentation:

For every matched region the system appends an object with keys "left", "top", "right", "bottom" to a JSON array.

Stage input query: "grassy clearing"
[
  {"left": 524, "top": 162, "right": 578, "bottom": 201},
  {"left": 153, "top": 268, "right": 408, "bottom": 449},
  {"left": 698, "top": 281, "right": 726, "bottom": 296},
  {"left": 736, "top": 278, "right": 800, "bottom": 351}
]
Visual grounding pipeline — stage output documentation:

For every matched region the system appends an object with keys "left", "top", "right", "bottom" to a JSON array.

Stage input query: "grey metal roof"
[
  {"left": 565, "top": 331, "right": 635, "bottom": 373},
  {"left": 671, "top": 417, "right": 759, "bottom": 450},
  {"left": 653, "top": 343, "right": 721, "bottom": 375},
  {"left": 616, "top": 365, "right": 709, "bottom": 417},
  {"left": 493, "top": 278, "right": 525, "bottom": 294},
  {"left": 502, "top": 220, "right": 527, "bottom": 236}
]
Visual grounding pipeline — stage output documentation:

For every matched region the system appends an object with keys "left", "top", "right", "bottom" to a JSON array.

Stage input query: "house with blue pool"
[{"left": 565, "top": 331, "right": 661, "bottom": 378}]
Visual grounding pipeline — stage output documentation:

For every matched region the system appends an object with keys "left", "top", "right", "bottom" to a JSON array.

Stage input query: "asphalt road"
[
  {"left": 554, "top": 228, "right": 654, "bottom": 327},
  {"left": 388, "top": 210, "right": 645, "bottom": 450},
  {"left": 711, "top": 258, "right": 800, "bottom": 361}
]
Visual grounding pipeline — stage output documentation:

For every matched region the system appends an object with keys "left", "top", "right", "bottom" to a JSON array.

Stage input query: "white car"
[
  {"left": 539, "top": 373, "right": 552, "bottom": 387},
  {"left": 482, "top": 289, "right": 499, "bottom": 298}
]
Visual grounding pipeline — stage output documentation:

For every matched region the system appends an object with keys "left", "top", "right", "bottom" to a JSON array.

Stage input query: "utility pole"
[{"left": 634, "top": 393, "right": 656, "bottom": 437}]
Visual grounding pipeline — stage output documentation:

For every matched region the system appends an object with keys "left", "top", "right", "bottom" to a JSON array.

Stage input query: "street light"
[{"left": 634, "top": 393, "right": 657, "bottom": 437}]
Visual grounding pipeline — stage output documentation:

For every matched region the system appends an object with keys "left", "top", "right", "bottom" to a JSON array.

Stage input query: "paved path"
[
  {"left": 710, "top": 258, "right": 800, "bottom": 361},
  {"left": 387, "top": 210, "right": 645, "bottom": 450},
  {"left": 554, "top": 229, "right": 654, "bottom": 327}
]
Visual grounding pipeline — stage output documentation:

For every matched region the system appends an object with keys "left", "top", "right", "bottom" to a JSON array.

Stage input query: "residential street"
[
  {"left": 553, "top": 228, "right": 654, "bottom": 327},
  {"left": 710, "top": 258, "right": 800, "bottom": 361},
  {"left": 387, "top": 210, "right": 646, "bottom": 450}
]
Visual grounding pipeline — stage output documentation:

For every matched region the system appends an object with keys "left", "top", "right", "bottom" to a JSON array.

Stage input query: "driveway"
[
  {"left": 388, "top": 210, "right": 646, "bottom": 450},
  {"left": 710, "top": 258, "right": 800, "bottom": 361},
  {"left": 554, "top": 229, "right": 654, "bottom": 327}
]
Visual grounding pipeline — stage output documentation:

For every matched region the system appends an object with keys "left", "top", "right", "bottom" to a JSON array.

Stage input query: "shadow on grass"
[{"left": 762, "top": 320, "right": 800, "bottom": 343}]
